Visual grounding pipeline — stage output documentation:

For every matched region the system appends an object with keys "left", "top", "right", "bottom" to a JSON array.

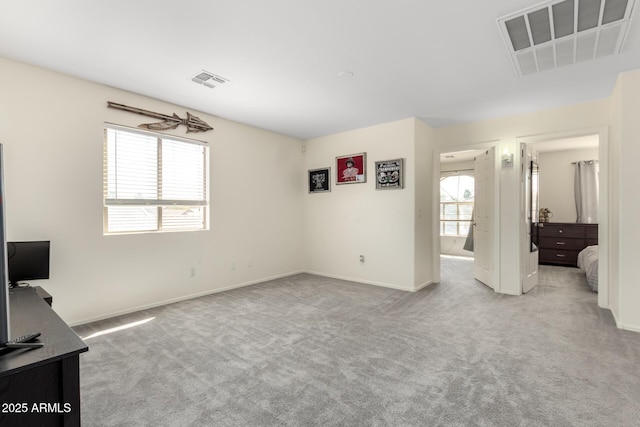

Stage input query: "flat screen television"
[
  {"left": 7, "top": 241, "right": 50, "bottom": 288},
  {"left": 0, "top": 145, "right": 46, "bottom": 348},
  {"left": 0, "top": 144, "right": 10, "bottom": 344}
]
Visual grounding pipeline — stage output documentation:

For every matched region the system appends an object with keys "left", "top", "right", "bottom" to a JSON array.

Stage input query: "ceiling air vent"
[
  {"left": 498, "top": 0, "right": 636, "bottom": 76},
  {"left": 191, "top": 71, "right": 229, "bottom": 89}
]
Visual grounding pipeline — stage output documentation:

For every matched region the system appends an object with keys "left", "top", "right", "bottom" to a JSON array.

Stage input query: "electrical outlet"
[
  {"left": 248, "top": 258, "right": 253, "bottom": 268},
  {"left": 231, "top": 260, "right": 236, "bottom": 271},
  {"left": 359, "top": 255, "right": 365, "bottom": 264},
  {"left": 190, "top": 267, "right": 196, "bottom": 278}
]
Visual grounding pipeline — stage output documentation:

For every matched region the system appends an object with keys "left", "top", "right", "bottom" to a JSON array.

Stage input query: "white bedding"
[{"left": 577, "top": 245, "right": 599, "bottom": 292}]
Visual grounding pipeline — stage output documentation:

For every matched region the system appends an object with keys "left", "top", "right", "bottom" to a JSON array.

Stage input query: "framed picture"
[
  {"left": 308, "top": 167, "right": 331, "bottom": 193},
  {"left": 336, "top": 153, "right": 366, "bottom": 184},
  {"left": 375, "top": 158, "right": 404, "bottom": 190}
]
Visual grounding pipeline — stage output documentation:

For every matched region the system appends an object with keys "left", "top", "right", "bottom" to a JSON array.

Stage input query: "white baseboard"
[
  {"left": 498, "top": 289, "right": 521, "bottom": 296},
  {"left": 69, "top": 270, "right": 305, "bottom": 326},
  {"left": 71, "top": 271, "right": 435, "bottom": 326},
  {"left": 619, "top": 323, "right": 640, "bottom": 333},
  {"left": 607, "top": 309, "right": 640, "bottom": 333},
  {"left": 611, "top": 308, "right": 620, "bottom": 328},
  {"left": 616, "top": 320, "right": 640, "bottom": 333},
  {"left": 414, "top": 280, "right": 435, "bottom": 291},
  {"left": 303, "top": 270, "right": 432, "bottom": 293}
]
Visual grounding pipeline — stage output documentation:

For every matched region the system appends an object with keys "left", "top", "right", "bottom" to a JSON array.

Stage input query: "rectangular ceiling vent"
[
  {"left": 498, "top": 0, "right": 636, "bottom": 76},
  {"left": 191, "top": 71, "right": 229, "bottom": 89}
]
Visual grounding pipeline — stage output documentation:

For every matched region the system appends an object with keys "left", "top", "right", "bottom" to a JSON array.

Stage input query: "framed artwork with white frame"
[{"left": 375, "top": 158, "right": 404, "bottom": 190}]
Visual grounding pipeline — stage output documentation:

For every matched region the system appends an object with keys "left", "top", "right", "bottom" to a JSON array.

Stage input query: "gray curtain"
[
  {"left": 463, "top": 207, "right": 474, "bottom": 252},
  {"left": 574, "top": 160, "right": 598, "bottom": 223}
]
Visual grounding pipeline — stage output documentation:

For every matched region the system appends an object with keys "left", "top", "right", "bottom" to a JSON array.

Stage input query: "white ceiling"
[{"left": 1, "top": 0, "right": 639, "bottom": 140}]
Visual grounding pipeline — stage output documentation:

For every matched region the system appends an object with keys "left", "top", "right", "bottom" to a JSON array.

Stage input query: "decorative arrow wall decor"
[{"left": 107, "top": 101, "right": 213, "bottom": 133}]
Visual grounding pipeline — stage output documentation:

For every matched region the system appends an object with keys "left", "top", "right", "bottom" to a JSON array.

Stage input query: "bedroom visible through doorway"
[{"left": 525, "top": 132, "right": 605, "bottom": 302}]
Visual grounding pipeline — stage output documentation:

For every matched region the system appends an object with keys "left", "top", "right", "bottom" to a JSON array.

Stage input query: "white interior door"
[{"left": 474, "top": 148, "right": 494, "bottom": 288}]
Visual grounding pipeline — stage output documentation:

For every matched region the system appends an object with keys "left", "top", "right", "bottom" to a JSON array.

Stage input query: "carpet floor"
[{"left": 74, "top": 257, "right": 640, "bottom": 426}]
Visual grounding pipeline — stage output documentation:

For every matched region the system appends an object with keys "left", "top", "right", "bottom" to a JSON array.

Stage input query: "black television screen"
[
  {"left": 0, "top": 144, "right": 9, "bottom": 343},
  {"left": 7, "top": 241, "right": 50, "bottom": 287}
]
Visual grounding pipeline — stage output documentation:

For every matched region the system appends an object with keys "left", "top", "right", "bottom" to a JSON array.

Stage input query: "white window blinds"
[{"left": 104, "top": 125, "right": 209, "bottom": 234}]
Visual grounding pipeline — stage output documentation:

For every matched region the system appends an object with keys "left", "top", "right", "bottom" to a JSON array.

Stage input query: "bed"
[{"left": 577, "top": 245, "right": 599, "bottom": 291}]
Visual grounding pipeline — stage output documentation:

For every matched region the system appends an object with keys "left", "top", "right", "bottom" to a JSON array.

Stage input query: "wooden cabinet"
[
  {"left": 535, "top": 222, "right": 598, "bottom": 267},
  {"left": 0, "top": 288, "right": 88, "bottom": 426}
]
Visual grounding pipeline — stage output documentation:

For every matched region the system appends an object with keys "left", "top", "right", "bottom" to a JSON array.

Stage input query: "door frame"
[
  {"left": 517, "top": 127, "right": 609, "bottom": 308},
  {"left": 432, "top": 141, "right": 501, "bottom": 292}
]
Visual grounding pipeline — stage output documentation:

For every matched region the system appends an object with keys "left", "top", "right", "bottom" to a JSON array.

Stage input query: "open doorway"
[
  {"left": 439, "top": 151, "right": 476, "bottom": 258},
  {"left": 434, "top": 129, "right": 607, "bottom": 303},
  {"left": 438, "top": 147, "right": 494, "bottom": 289},
  {"left": 521, "top": 130, "right": 608, "bottom": 307}
]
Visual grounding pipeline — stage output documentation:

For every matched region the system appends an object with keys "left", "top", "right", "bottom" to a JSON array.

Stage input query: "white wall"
[
  {"left": 0, "top": 57, "right": 304, "bottom": 325},
  {"left": 303, "top": 118, "right": 430, "bottom": 291},
  {"left": 440, "top": 236, "right": 472, "bottom": 257},
  {"left": 441, "top": 160, "right": 474, "bottom": 173},
  {"left": 613, "top": 70, "right": 640, "bottom": 331},
  {"left": 609, "top": 73, "right": 622, "bottom": 323},
  {"left": 3, "top": 55, "right": 639, "bottom": 333},
  {"left": 538, "top": 148, "right": 599, "bottom": 223},
  {"left": 414, "top": 120, "right": 434, "bottom": 287}
]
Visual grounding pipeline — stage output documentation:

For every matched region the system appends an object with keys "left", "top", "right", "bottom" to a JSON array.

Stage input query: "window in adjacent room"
[
  {"left": 440, "top": 174, "right": 474, "bottom": 236},
  {"left": 103, "top": 125, "right": 209, "bottom": 234}
]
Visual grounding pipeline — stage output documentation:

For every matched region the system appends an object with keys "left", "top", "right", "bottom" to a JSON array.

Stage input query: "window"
[
  {"left": 103, "top": 125, "right": 209, "bottom": 234},
  {"left": 440, "top": 174, "right": 474, "bottom": 236}
]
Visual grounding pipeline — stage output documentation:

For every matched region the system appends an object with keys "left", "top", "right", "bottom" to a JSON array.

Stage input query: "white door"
[
  {"left": 522, "top": 144, "right": 539, "bottom": 293},
  {"left": 474, "top": 148, "right": 494, "bottom": 288}
]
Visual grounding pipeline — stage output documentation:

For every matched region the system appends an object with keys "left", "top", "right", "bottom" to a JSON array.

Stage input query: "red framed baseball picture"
[{"left": 336, "top": 153, "right": 366, "bottom": 184}]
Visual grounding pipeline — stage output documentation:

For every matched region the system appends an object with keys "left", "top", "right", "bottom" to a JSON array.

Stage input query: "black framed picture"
[
  {"left": 309, "top": 167, "right": 331, "bottom": 193},
  {"left": 375, "top": 158, "right": 404, "bottom": 189}
]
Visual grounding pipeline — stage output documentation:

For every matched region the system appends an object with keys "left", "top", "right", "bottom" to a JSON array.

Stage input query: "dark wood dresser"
[
  {"left": 1, "top": 287, "right": 88, "bottom": 426},
  {"left": 535, "top": 222, "right": 598, "bottom": 267}
]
